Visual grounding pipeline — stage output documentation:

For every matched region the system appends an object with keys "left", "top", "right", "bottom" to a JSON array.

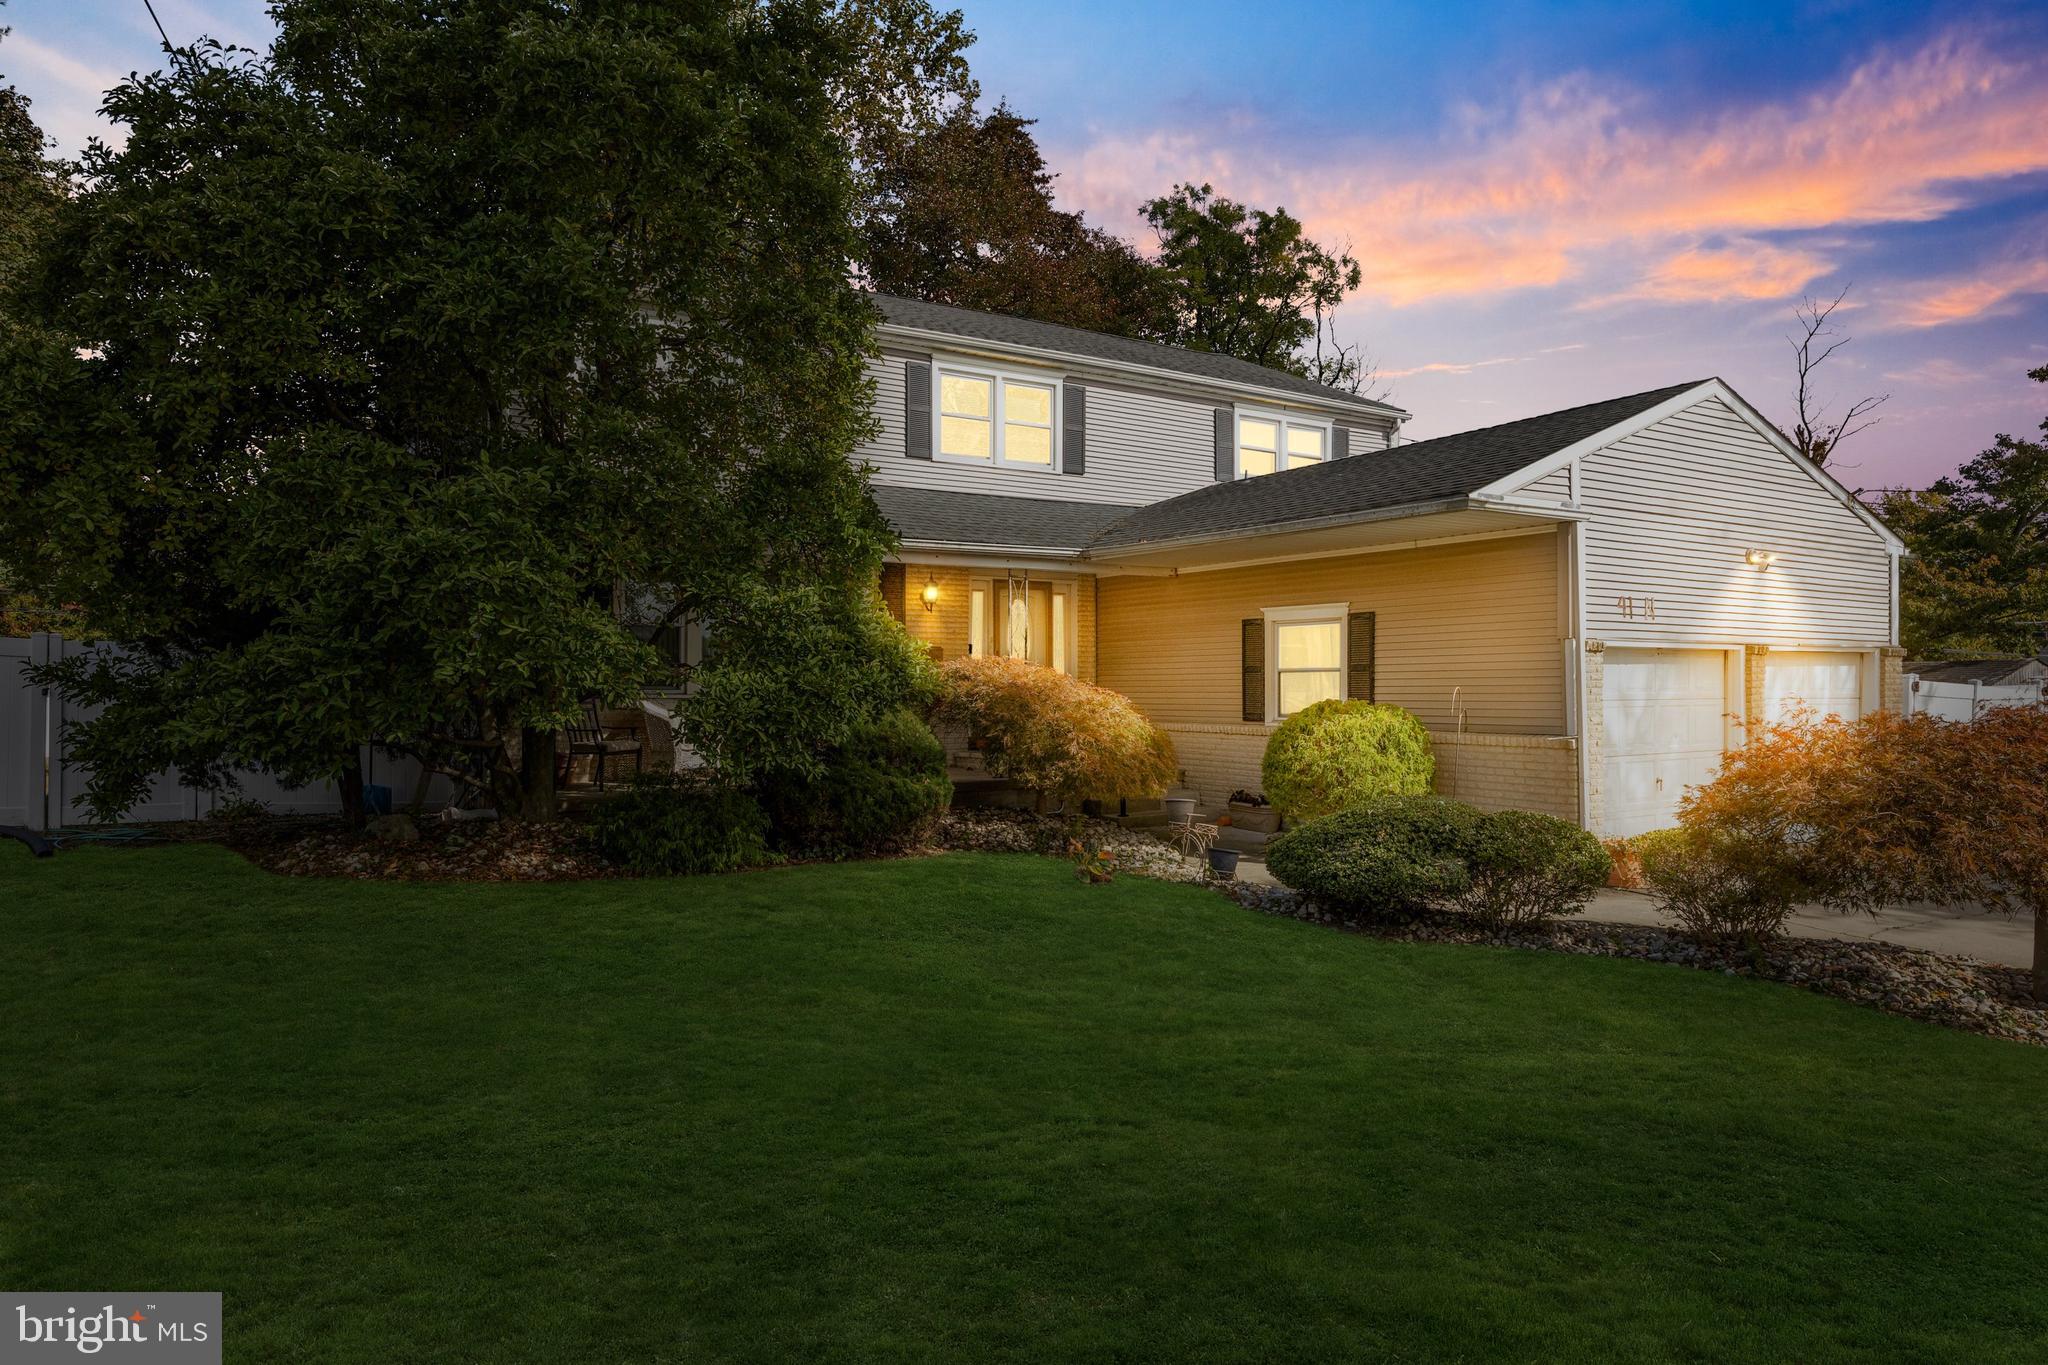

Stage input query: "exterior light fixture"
[
  {"left": 1746, "top": 548, "right": 1778, "bottom": 570},
  {"left": 921, "top": 574, "right": 940, "bottom": 611}
]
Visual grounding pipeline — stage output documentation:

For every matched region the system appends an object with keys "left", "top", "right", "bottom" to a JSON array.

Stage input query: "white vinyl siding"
[
  {"left": 856, "top": 349, "right": 1398, "bottom": 507},
  {"left": 1515, "top": 466, "right": 1574, "bottom": 504},
  {"left": 1579, "top": 396, "right": 1893, "bottom": 646}
]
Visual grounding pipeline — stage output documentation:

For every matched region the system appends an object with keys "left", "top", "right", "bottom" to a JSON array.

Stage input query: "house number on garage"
[{"left": 1615, "top": 595, "right": 1657, "bottom": 621}]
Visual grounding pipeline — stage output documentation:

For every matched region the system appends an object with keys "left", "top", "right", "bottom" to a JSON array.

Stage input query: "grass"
[{"left": 4, "top": 844, "right": 2047, "bottom": 1363}]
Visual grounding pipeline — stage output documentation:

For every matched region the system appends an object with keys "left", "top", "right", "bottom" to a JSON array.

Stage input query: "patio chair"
[{"left": 564, "top": 700, "right": 644, "bottom": 790}]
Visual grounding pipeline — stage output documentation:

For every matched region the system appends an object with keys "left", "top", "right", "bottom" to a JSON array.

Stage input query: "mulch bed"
[{"left": 1224, "top": 879, "right": 2048, "bottom": 1049}]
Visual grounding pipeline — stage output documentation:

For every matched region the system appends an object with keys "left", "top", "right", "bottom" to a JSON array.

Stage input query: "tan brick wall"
[
  {"left": 1879, "top": 645, "right": 1906, "bottom": 713},
  {"left": 900, "top": 564, "right": 972, "bottom": 663},
  {"left": 1581, "top": 640, "right": 1605, "bottom": 835},
  {"left": 1157, "top": 723, "right": 1578, "bottom": 822},
  {"left": 1742, "top": 644, "right": 1770, "bottom": 740},
  {"left": 1433, "top": 732, "right": 1580, "bottom": 822},
  {"left": 879, "top": 563, "right": 906, "bottom": 626}
]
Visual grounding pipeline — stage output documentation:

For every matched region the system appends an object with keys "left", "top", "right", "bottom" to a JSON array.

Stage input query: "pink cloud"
[
  {"left": 1053, "top": 33, "right": 2048, "bottom": 314},
  {"left": 1887, "top": 253, "right": 2048, "bottom": 329}
]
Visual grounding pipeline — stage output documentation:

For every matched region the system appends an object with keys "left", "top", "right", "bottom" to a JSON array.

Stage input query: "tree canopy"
[
  {"left": 0, "top": 0, "right": 932, "bottom": 821},
  {"left": 1879, "top": 366, "right": 2048, "bottom": 658}
]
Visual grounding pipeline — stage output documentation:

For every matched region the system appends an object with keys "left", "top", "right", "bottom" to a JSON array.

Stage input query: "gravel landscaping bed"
[
  {"left": 237, "top": 817, "right": 617, "bottom": 882},
  {"left": 934, "top": 808, "right": 1207, "bottom": 884},
  {"left": 1224, "top": 878, "right": 2048, "bottom": 1048}
]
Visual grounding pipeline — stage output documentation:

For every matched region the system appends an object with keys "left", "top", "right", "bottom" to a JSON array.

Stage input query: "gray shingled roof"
[
  {"left": 1087, "top": 381, "right": 1709, "bottom": 553},
  {"left": 872, "top": 484, "right": 1144, "bottom": 552},
  {"left": 871, "top": 293, "right": 1406, "bottom": 416},
  {"left": 1903, "top": 658, "right": 2047, "bottom": 685}
]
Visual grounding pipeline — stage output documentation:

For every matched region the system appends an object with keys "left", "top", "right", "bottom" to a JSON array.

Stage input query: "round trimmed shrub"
[
  {"left": 1458, "top": 809, "right": 1611, "bottom": 929},
  {"left": 761, "top": 707, "right": 951, "bottom": 856},
  {"left": 1261, "top": 700, "right": 1433, "bottom": 823},
  {"left": 590, "top": 773, "right": 774, "bottom": 876},
  {"left": 1265, "top": 794, "right": 1481, "bottom": 914}
]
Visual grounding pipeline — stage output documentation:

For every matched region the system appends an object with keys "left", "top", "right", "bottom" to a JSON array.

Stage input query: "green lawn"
[{"left": 4, "top": 846, "right": 2046, "bottom": 1362}]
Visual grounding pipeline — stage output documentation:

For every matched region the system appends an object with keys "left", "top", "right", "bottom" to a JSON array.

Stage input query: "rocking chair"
[{"left": 565, "top": 699, "right": 644, "bottom": 790}]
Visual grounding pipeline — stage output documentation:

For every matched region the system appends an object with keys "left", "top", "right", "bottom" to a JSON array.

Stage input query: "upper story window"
[
  {"left": 936, "top": 362, "right": 1059, "bottom": 470},
  {"left": 1237, "top": 411, "right": 1328, "bottom": 478}
]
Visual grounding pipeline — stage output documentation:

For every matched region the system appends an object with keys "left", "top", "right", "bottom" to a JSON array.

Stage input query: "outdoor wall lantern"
[
  {"left": 922, "top": 574, "right": 940, "bottom": 611},
  {"left": 1745, "top": 548, "right": 1778, "bottom": 570}
]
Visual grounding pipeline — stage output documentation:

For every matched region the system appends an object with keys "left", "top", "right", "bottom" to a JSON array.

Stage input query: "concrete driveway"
[{"left": 1577, "top": 890, "right": 2036, "bottom": 968}]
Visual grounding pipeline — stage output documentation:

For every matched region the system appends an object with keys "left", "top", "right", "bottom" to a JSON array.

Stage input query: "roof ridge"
[
  {"left": 1390, "top": 379, "right": 1713, "bottom": 453},
  {"left": 866, "top": 291, "right": 1405, "bottom": 414}
]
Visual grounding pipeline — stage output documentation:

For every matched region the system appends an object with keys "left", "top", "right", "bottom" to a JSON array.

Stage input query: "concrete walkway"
[{"left": 1228, "top": 857, "right": 2034, "bottom": 967}]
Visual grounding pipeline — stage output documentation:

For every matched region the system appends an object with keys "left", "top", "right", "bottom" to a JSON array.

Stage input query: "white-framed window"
[
  {"left": 1237, "top": 410, "right": 1330, "bottom": 478},
  {"left": 935, "top": 360, "right": 1060, "bottom": 471},
  {"left": 970, "top": 576, "right": 1075, "bottom": 674},
  {"left": 1263, "top": 603, "right": 1347, "bottom": 720}
]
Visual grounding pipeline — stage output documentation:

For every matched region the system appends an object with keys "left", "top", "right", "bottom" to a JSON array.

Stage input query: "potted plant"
[{"left": 1226, "top": 789, "right": 1280, "bottom": 834}]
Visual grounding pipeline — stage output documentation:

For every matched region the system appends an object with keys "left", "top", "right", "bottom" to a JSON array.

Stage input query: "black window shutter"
[
  {"left": 1214, "top": 408, "right": 1234, "bottom": 481},
  {"left": 1241, "top": 618, "right": 1265, "bottom": 722},
  {"left": 1346, "top": 611, "right": 1376, "bottom": 702},
  {"left": 905, "top": 360, "right": 933, "bottom": 459},
  {"left": 1062, "top": 382, "right": 1087, "bottom": 475},
  {"left": 1333, "top": 426, "right": 1351, "bottom": 461}
]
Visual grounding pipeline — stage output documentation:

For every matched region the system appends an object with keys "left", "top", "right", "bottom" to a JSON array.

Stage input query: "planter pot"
[
  {"left": 1207, "top": 847, "right": 1241, "bottom": 878},
  {"left": 1163, "top": 796, "right": 1197, "bottom": 824},
  {"left": 1227, "top": 802, "right": 1280, "bottom": 834}
]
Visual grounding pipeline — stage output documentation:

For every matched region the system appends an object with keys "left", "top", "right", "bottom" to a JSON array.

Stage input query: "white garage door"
[
  {"left": 1602, "top": 648, "right": 1727, "bottom": 838},
  {"left": 1764, "top": 651, "right": 1865, "bottom": 724}
]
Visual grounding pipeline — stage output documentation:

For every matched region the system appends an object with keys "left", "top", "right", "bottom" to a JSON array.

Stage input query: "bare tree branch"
[{"left": 1789, "top": 285, "right": 1889, "bottom": 467}]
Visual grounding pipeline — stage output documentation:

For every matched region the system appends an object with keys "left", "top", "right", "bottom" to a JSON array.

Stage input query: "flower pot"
[
  {"left": 1163, "top": 796, "right": 1196, "bottom": 824},
  {"left": 1228, "top": 803, "right": 1280, "bottom": 834},
  {"left": 1207, "top": 846, "right": 1241, "bottom": 878}
]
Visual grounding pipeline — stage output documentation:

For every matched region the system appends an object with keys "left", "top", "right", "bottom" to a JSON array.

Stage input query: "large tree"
[
  {"left": 0, "top": 0, "right": 930, "bottom": 823},
  {"left": 1141, "top": 182, "right": 1375, "bottom": 393},
  {"left": 859, "top": 103, "right": 1163, "bottom": 336},
  {"left": 1877, "top": 366, "right": 2048, "bottom": 658}
]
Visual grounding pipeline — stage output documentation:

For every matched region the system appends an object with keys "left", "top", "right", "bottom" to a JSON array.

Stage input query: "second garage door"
[
  {"left": 1602, "top": 648, "right": 1727, "bottom": 838},
  {"left": 1763, "top": 651, "right": 1865, "bottom": 724}
]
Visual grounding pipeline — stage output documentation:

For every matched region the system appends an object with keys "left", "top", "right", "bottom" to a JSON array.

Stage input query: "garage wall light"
[{"left": 1745, "top": 548, "right": 1778, "bottom": 570}]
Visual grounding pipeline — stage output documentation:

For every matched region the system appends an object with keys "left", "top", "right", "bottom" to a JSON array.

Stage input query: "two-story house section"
[{"left": 861, "top": 293, "right": 1904, "bottom": 836}]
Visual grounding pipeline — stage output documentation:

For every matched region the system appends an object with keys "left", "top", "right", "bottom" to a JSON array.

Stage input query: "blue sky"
[{"left": 6, "top": 0, "right": 2047, "bottom": 487}]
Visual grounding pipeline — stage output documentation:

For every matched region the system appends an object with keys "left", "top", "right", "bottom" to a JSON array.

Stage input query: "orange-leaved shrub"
[
  {"left": 1676, "top": 704, "right": 2048, "bottom": 995},
  {"left": 934, "top": 656, "right": 1176, "bottom": 812}
]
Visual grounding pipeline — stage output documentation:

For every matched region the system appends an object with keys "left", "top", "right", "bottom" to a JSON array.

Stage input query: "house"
[{"left": 861, "top": 294, "right": 1906, "bottom": 838}]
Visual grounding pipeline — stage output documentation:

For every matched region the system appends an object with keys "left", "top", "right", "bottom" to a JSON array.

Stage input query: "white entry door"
[
  {"left": 1763, "top": 651, "right": 1865, "bottom": 724},
  {"left": 1602, "top": 648, "right": 1727, "bottom": 838}
]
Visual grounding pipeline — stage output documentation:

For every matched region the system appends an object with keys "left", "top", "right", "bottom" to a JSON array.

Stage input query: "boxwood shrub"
[
  {"left": 1260, "top": 700, "right": 1433, "bottom": 823},
  {"left": 1265, "top": 794, "right": 1481, "bottom": 914},
  {"left": 760, "top": 707, "right": 951, "bottom": 856},
  {"left": 1458, "top": 809, "right": 1611, "bottom": 928},
  {"left": 590, "top": 773, "right": 774, "bottom": 876}
]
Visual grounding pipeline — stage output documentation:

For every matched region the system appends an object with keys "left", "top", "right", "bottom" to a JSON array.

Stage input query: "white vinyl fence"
[
  {"left": 1904, "top": 673, "right": 2045, "bottom": 723},
  {"left": 2, "top": 632, "right": 449, "bottom": 831}
]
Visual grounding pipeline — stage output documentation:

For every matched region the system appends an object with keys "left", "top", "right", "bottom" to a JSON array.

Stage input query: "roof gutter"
[
  {"left": 1082, "top": 495, "right": 1575, "bottom": 559},
  {"left": 876, "top": 322, "right": 1411, "bottom": 423}
]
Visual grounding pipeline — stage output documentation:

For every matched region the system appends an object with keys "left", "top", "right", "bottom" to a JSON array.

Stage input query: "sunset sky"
[{"left": 6, "top": 0, "right": 2045, "bottom": 488}]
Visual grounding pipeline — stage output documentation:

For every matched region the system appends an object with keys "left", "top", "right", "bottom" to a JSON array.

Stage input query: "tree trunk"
[
  {"left": 2035, "top": 903, "right": 2047, "bottom": 1005},
  {"left": 338, "top": 754, "right": 366, "bottom": 831},
  {"left": 508, "top": 724, "right": 559, "bottom": 823}
]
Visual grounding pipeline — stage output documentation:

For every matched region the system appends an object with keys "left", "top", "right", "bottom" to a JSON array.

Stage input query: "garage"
[
  {"left": 1763, "top": 651, "right": 1865, "bottom": 724},
  {"left": 1601, "top": 647, "right": 1728, "bottom": 838}
]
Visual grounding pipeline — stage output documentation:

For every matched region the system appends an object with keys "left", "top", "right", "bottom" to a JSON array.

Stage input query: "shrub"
[
  {"left": 1457, "top": 810, "right": 1611, "bottom": 929},
  {"left": 1260, "top": 700, "right": 1433, "bottom": 823},
  {"left": 589, "top": 773, "right": 774, "bottom": 876},
  {"left": 760, "top": 707, "right": 951, "bottom": 856},
  {"left": 1265, "top": 794, "right": 1481, "bottom": 914},
  {"left": 933, "top": 656, "right": 1175, "bottom": 811},
  {"left": 1636, "top": 826, "right": 1805, "bottom": 946}
]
